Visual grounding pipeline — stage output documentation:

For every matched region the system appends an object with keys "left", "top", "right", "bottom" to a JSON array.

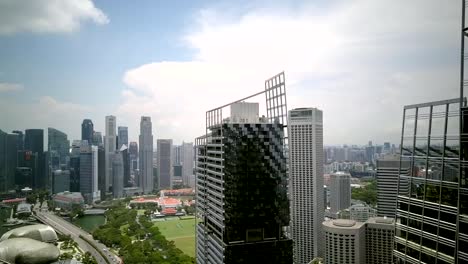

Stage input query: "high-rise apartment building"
[
  {"left": 394, "top": 98, "right": 468, "bottom": 263},
  {"left": 117, "top": 126, "right": 128, "bottom": 149},
  {"left": 181, "top": 142, "right": 194, "bottom": 187},
  {"left": 196, "top": 102, "right": 292, "bottom": 264},
  {"left": 329, "top": 172, "right": 351, "bottom": 214},
  {"left": 24, "top": 129, "right": 45, "bottom": 189},
  {"left": 376, "top": 155, "right": 410, "bottom": 218},
  {"left": 323, "top": 219, "right": 365, "bottom": 264},
  {"left": 112, "top": 151, "right": 124, "bottom": 198},
  {"left": 365, "top": 217, "right": 394, "bottom": 264},
  {"left": 48, "top": 128, "right": 70, "bottom": 168},
  {"left": 139, "top": 116, "right": 153, "bottom": 194},
  {"left": 104, "top": 116, "right": 116, "bottom": 192},
  {"left": 157, "top": 139, "right": 172, "bottom": 190},
  {"left": 289, "top": 108, "right": 324, "bottom": 263},
  {"left": 79, "top": 145, "right": 100, "bottom": 204},
  {"left": 81, "top": 119, "right": 94, "bottom": 144}
]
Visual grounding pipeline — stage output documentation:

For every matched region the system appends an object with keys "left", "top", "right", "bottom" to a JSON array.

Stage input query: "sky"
[{"left": 0, "top": 0, "right": 462, "bottom": 146}]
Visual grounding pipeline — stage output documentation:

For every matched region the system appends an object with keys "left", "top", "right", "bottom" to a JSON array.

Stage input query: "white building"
[
  {"left": 365, "top": 217, "right": 394, "bottom": 264},
  {"left": 104, "top": 115, "right": 116, "bottom": 192},
  {"left": 329, "top": 172, "right": 351, "bottom": 214},
  {"left": 323, "top": 219, "right": 365, "bottom": 264},
  {"left": 289, "top": 108, "right": 324, "bottom": 263},
  {"left": 139, "top": 116, "right": 153, "bottom": 194}
]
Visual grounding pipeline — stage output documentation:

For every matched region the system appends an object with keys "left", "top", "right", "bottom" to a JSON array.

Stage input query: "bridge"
[{"left": 84, "top": 209, "right": 106, "bottom": 215}]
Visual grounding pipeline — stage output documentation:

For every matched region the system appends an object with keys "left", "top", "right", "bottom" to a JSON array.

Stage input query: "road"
[{"left": 35, "top": 210, "right": 122, "bottom": 264}]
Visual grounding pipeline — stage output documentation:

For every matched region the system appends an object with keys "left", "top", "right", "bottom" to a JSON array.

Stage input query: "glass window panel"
[
  {"left": 440, "top": 186, "right": 458, "bottom": 208},
  {"left": 446, "top": 103, "right": 460, "bottom": 136},
  {"left": 404, "top": 109, "right": 416, "bottom": 136},
  {"left": 424, "top": 183, "right": 441, "bottom": 203},
  {"left": 406, "top": 246, "right": 420, "bottom": 260},
  {"left": 428, "top": 138, "right": 444, "bottom": 158},
  {"left": 420, "top": 252, "right": 436, "bottom": 263},
  {"left": 416, "top": 107, "right": 431, "bottom": 137},
  {"left": 398, "top": 201, "right": 409, "bottom": 211},
  {"left": 421, "top": 237, "right": 436, "bottom": 250},
  {"left": 409, "top": 204, "right": 423, "bottom": 215},
  {"left": 407, "top": 231, "right": 421, "bottom": 244},
  {"left": 427, "top": 159, "right": 443, "bottom": 180},
  {"left": 443, "top": 160, "right": 459, "bottom": 183},
  {"left": 461, "top": 161, "right": 468, "bottom": 188},
  {"left": 422, "top": 222, "right": 438, "bottom": 235},
  {"left": 439, "top": 227, "right": 456, "bottom": 241},
  {"left": 411, "top": 181, "right": 425, "bottom": 199},
  {"left": 408, "top": 219, "right": 422, "bottom": 230},
  {"left": 398, "top": 177, "right": 410, "bottom": 197},
  {"left": 414, "top": 138, "right": 428, "bottom": 157},
  {"left": 445, "top": 138, "right": 459, "bottom": 158},
  {"left": 430, "top": 105, "right": 447, "bottom": 136},
  {"left": 413, "top": 158, "right": 427, "bottom": 178},
  {"left": 461, "top": 192, "right": 468, "bottom": 216},
  {"left": 423, "top": 207, "right": 439, "bottom": 220},
  {"left": 459, "top": 239, "right": 468, "bottom": 254},
  {"left": 402, "top": 137, "right": 414, "bottom": 156},
  {"left": 440, "top": 211, "right": 457, "bottom": 224}
]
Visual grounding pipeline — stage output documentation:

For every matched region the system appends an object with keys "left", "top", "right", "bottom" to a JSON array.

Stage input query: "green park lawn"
[{"left": 153, "top": 217, "right": 197, "bottom": 257}]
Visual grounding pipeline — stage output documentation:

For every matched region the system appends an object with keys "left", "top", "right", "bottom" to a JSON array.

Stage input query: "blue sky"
[{"left": 0, "top": 0, "right": 462, "bottom": 145}]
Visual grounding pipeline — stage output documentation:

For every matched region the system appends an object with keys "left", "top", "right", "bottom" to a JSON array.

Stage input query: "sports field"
[{"left": 153, "top": 217, "right": 197, "bottom": 257}]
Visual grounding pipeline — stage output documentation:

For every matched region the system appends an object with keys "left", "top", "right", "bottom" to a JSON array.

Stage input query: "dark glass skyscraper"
[
  {"left": 81, "top": 119, "right": 94, "bottom": 144},
  {"left": 24, "top": 129, "right": 45, "bottom": 189},
  {"left": 0, "top": 130, "right": 18, "bottom": 192},
  {"left": 11, "top": 130, "right": 23, "bottom": 151},
  {"left": 48, "top": 127, "right": 70, "bottom": 168}
]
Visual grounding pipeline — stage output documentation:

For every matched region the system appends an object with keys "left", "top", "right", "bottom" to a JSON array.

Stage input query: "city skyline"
[{"left": 0, "top": 1, "right": 461, "bottom": 145}]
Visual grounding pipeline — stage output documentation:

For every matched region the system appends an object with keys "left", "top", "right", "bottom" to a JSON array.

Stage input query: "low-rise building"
[{"left": 52, "top": 192, "right": 84, "bottom": 211}]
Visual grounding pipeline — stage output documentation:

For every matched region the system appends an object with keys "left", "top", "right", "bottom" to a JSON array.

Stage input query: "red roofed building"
[
  {"left": 161, "top": 208, "right": 177, "bottom": 216},
  {"left": 159, "top": 197, "right": 181, "bottom": 208},
  {"left": 2, "top": 198, "right": 26, "bottom": 204}
]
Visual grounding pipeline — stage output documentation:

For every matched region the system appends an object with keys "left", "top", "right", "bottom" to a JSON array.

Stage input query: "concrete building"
[
  {"left": 104, "top": 115, "right": 116, "bottom": 192},
  {"left": 139, "top": 116, "right": 153, "bottom": 194},
  {"left": 288, "top": 108, "right": 324, "bottom": 263},
  {"left": 376, "top": 155, "right": 410, "bottom": 218},
  {"left": 79, "top": 145, "right": 100, "bottom": 204},
  {"left": 323, "top": 219, "right": 365, "bottom": 264},
  {"left": 181, "top": 142, "right": 194, "bottom": 187},
  {"left": 117, "top": 126, "right": 128, "bottom": 149},
  {"left": 52, "top": 191, "right": 84, "bottom": 210},
  {"left": 112, "top": 151, "right": 124, "bottom": 198},
  {"left": 196, "top": 102, "right": 292, "bottom": 264},
  {"left": 157, "top": 139, "right": 172, "bottom": 190},
  {"left": 365, "top": 217, "right": 394, "bottom": 264},
  {"left": 81, "top": 119, "right": 94, "bottom": 144},
  {"left": 329, "top": 172, "right": 351, "bottom": 214},
  {"left": 52, "top": 170, "right": 70, "bottom": 194},
  {"left": 338, "top": 203, "right": 377, "bottom": 222}
]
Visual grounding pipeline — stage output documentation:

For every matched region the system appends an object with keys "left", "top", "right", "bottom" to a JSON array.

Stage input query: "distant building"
[
  {"left": 52, "top": 192, "right": 84, "bottom": 210},
  {"left": 129, "top": 141, "right": 138, "bottom": 171},
  {"left": 11, "top": 130, "right": 24, "bottom": 151},
  {"left": 24, "top": 129, "right": 45, "bottom": 189},
  {"left": 329, "top": 172, "right": 351, "bottom": 214},
  {"left": 157, "top": 139, "right": 172, "bottom": 190},
  {"left": 48, "top": 128, "right": 69, "bottom": 169},
  {"left": 139, "top": 117, "right": 153, "bottom": 194},
  {"left": 69, "top": 156, "right": 80, "bottom": 192},
  {"left": 338, "top": 203, "right": 377, "bottom": 222},
  {"left": 81, "top": 119, "right": 94, "bottom": 144},
  {"left": 92, "top": 131, "right": 103, "bottom": 146},
  {"left": 79, "top": 145, "right": 100, "bottom": 204},
  {"left": 181, "top": 142, "right": 194, "bottom": 187},
  {"left": 52, "top": 170, "right": 70, "bottom": 194},
  {"left": 0, "top": 130, "right": 18, "bottom": 192},
  {"left": 117, "top": 126, "right": 128, "bottom": 149},
  {"left": 14, "top": 167, "right": 33, "bottom": 190},
  {"left": 104, "top": 116, "right": 116, "bottom": 191},
  {"left": 97, "top": 146, "right": 106, "bottom": 200},
  {"left": 289, "top": 107, "right": 324, "bottom": 263},
  {"left": 323, "top": 219, "right": 365, "bottom": 264},
  {"left": 112, "top": 151, "right": 124, "bottom": 198}
]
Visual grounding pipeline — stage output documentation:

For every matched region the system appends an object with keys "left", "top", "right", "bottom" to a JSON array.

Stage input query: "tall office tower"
[
  {"left": 129, "top": 141, "right": 138, "bottom": 172},
  {"left": 16, "top": 150, "right": 37, "bottom": 189},
  {"left": 181, "top": 142, "right": 194, "bottom": 187},
  {"left": 104, "top": 115, "right": 116, "bottom": 192},
  {"left": 157, "top": 139, "right": 172, "bottom": 190},
  {"left": 24, "top": 129, "right": 45, "bottom": 189},
  {"left": 97, "top": 146, "right": 106, "bottom": 200},
  {"left": 365, "top": 217, "right": 394, "bottom": 264},
  {"left": 172, "top": 145, "right": 182, "bottom": 165},
  {"left": 323, "top": 219, "right": 365, "bottom": 264},
  {"left": 11, "top": 130, "right": 23, "bottom": 151},
  {"left": 119, "top": 145, "right": 130, "bottom": 187},
  {"left": 48, "top": 128, "right": 70, "bottom": 168},
  {"left": 92, "top": 131, "right": 103, "bottom": 146},
  {"left": 288, "top": 108, "right": 324, "bottom": 263},
  {"left": 79, "top": 145, "right": 100, "bottom": 204},
  {"left": 394, "top": 98, "right": 468, "bottom": 263},
  {"left": 117, "top": 126, "right": 128, "bottom": 149},
  {"left": 139, "top": 116, "right": 153, "bottom": 194},
  {"left": 52, "top": 170, "right": 70, "bottom": 194},
  {"left": 196, "top": 102, "right": 292, "bottom": 263},
  {"left": 376, "top": 155, "right": 410, "bottom": 218},
  {"left": 111, "top": 151, "right": 124, "bottom": 198},
  {"left": 0, "top": 130, "right": 18, "bottom": 192},
  {"left": 81, "top": 119, "right": 94, "bottom": 144},
  {"left": 329, "top": 172, "right": 351, "bottom": 214}
]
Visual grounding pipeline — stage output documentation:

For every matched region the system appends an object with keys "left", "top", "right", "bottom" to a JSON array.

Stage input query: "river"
[{"left": 72, "top": 215, "right": 105, "bottom": 233}]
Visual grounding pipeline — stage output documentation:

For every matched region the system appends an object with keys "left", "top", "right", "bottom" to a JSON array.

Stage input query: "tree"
[{"left": 82, "top": 252, "right": 97, "bottom": 264}]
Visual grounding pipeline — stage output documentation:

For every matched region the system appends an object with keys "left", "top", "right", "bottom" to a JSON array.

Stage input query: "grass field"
[{"left": 153, "top": 218, "right": 196, "bottom": 257}]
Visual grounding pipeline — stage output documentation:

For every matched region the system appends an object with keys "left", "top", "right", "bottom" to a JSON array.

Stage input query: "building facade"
[
  {"left": 24, "top": 129, "right": 45, "bottom": 189},
  {"left": 323, "top": 219, "right": 365, "bottom": 264},
  {"left": 117, "top": 126, "right": 128, "bottom": 149},
  {"left": 52, "top": 170, "right": 70, "bottom": 194},
  {"left": 81, "top": 119, "right": 94, "bottom": 144},
  {"left": 139, "top": 116, "right": 153, "bottom": 194},
  {"left": 157, "top": 139, "right": 172, "bottom": 190},
  {"left": 47, "top": 128, "right": 69, "bottom": 169},
  {"left": 0, "top": 130, "right": 18, "bottom": 192},
  {"left": 104, "top": 116, "right": 116, "bottom": 192},
  {"left": 365, "top": 217, "right": 394, "bottom": 264},
  {"left": 181, "top": 142, "right": 194, "bottom": 187},
  {"left": 289, "top": 108, "right": 324, "bottom": 263},
  {"left": 329, "top": 172, "right": 351, "bottom": 214},
  {"left": 196, "top": 103, "right": 292, "bottom": 264},
  {"left": 79, "top": 145, "right": 100, "bottom": 204},
  {"left": 112, "top": 151, "right": 124, "bottom": 198}
]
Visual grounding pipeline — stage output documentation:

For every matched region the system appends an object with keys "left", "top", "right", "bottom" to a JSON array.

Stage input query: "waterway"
[{"left": 73, "top": 215, "right": 105, "bottom": 233}]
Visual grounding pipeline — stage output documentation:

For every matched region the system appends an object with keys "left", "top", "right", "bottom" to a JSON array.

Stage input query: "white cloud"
[
  {"left": 120, "top": 0, "right": 460, "bottom": 145},
  {"left": 0, "top": 83, "right": 23, "bottom": 92},
  {"left": 0, "top": 0, "right": 108, "bottom": 35}
]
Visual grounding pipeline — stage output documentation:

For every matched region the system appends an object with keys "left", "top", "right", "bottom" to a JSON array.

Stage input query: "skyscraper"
[
  {"left": 92, "top": 131, "right": 103, "bottom": 146},
  {"left": 365, "top": 217, "right": 394, "bottom": 264},
  {"left": 393, "top": 98, "right": 468, "bottom": 263},
  {"left": 289, "top": 108, "right": 324, "bottom": 263},
  {"left": 323, "top": 219, "right": 365, "bottom": 264},
  {"left": 81, "top": 119, "right": 94, "bottom": 144},
  {"left": 329, "top": 172, "right": 351, "bottom": 214},
  {"left": 11, "top": 130, "right": 23, "bottom": 151},
  {"left": 97, "top": 146, "right": 106, "bottom": 200},
  {"left": 47, "top": 127, "right": 70, "bottom": 168},
  {"left": 139, "top": 116, "right": 153, "bottom": 194},
  {"left": 376, "top": 154, "right": 410, "bottom": 218},
  {"left": 119, "top": 144, "right": 130, "bottom": 187},
  {"left": 79, "top": 145, "right": 100, "bottom": 204},
  {"left": 52, "top": 170, "right": 70, "bottom": 194},
  {"left": 0, "top": 130, "right": 18, "bottom": 192},
  {"left": 112, "top": 151, "right": 124, "bottom": 198},
  {"left": 157, "top": 139, "right": 172, "bottom": 190},
  {"left": 104, "top": 115, "right": 116, "bottom": 192},
  {"left": 196, "top": 102, "right": 292, "bottom": 263},
  {"left": 181, "top": 142, "right": 194, "bottom": 187},
  {"left": 117, "top": 126, "right": 128, "bottom": 149},
  {"left": 24, "top": 129, "right": 45, "bottom": 189},
  {"left": 129, "top": 141, "right": 138, "bottom": 172}
]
